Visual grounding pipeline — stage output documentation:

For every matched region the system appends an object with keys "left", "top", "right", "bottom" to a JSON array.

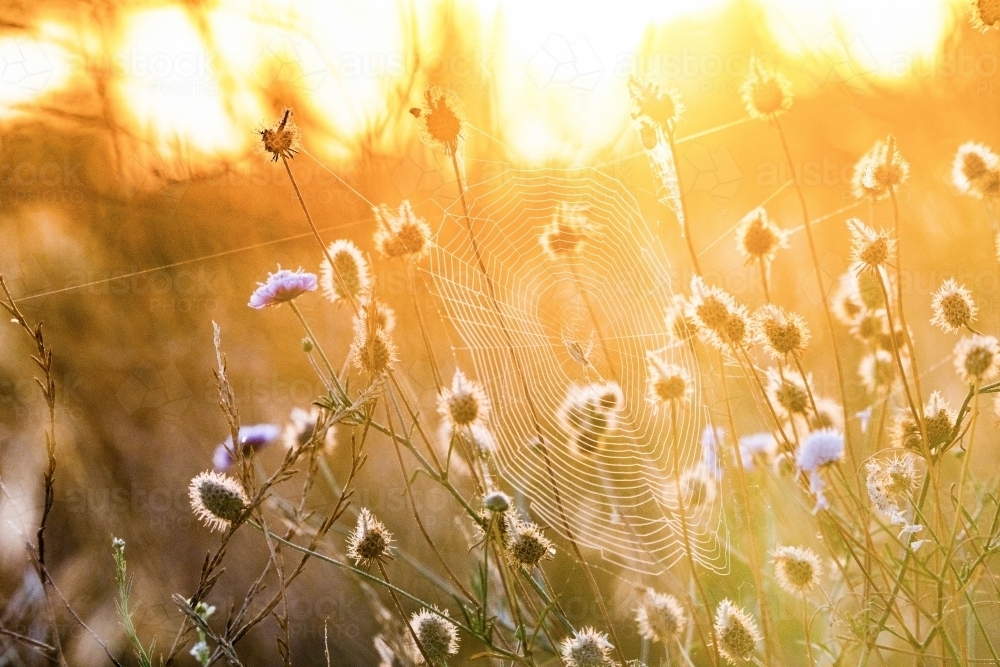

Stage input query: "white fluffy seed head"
[
  {"left": 189, "top": 471, "right": 249, "bottom": 532},
  {"left": 635, "top": 588, "right": 687, "bottom": 643},
  {"left": 714, "top": 600, "right": 762, "bottom": 664},
  {"left": 772, "top": 545, "right": 822, "bottom": 593},
  {"left": 320, "top": 239, "right": 371, "bottom": 303},
  {"left": 409, "top": 607, "right": 459, "bottom": 664},
  {"left": 346, "top": 508, "right": 393, "bottom": 567},
  {"left": 954, "top": 334, "right": 1000, "bottom": 384},
  {"left": 438, "top": 369, "right": 490, "bottom": 428},
  {"left": 560, "top": 627, "right": 614, "bottom": 667}
]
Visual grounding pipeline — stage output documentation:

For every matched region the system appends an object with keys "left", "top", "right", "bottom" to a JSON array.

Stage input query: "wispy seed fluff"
[
  {"left": 740, "top": 57, "right": 793, "bottom": 119},
  {"left": 373, "top": 201, "right": 432, "bottom": 260},
  {"left": 751, "top": 304, "right": 809, "bottom": 358},
  {"left": 438, "top": 369, "right": 490, "bottom": 428},
  {"left": 856, "top": 136, "right": 910, "bottom": 198},
  {"left": 558, "top": 382, "right": 623, "bottom": 456},
  {"left": 645, "top": 352, "right": 692, "bottom": 410},
  {"left": 714, "top": 600, "right": 762, "bottom": 664},
  {"left": 350, "top": 300, "right": 397, "bottom": 376},
  {"left": 257, "top": 109, "right": 299, "bottom": 162},
  {"left": 954, "top": 334, "right": 1000, "bottom": 384},
  {"left": 953, "top": 142, "right": 1000, "bottom": 198},
  {"left": 866, "top": 454, "right": 918, "bottom": 515},
  {"left": 735, "top": 207, "right": 789, "bottom": 266},
  {"left": 772, "top": 545, "right": 822, "bottom": 594},
  {"left": 540, "top": 202, "right": 593, "bottom": 260},
  {"left": 635, "top": 588, "right": 687, "bottom": 644},
  {"left": 561, "top": 627, "right": 615, "bottom": 667},
  {"left": 505, "top": 516, "right": 555, "bottom": 569},
  {"left": 347, "top": 508, "right": 393, "bottom": 567},
  {"left": 409, "top": 608, "right": 459, "bottom": 664},
  {"left": 970, "top": 0, "right": 1000, "bottom": 31},
  {"left": 320, "top": 239, "right": 371, "bottom": 303},
  {"left": 931, "top": 279, "right": 978, "bottom": 334},
  {"left": 189, "top": 471, "right": 249, "bottom": 532},
  {"left": 848, "top": 218, "right": 896, "bottom": 271}
]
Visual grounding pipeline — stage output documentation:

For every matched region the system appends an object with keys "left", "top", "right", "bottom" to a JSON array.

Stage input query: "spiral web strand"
[{"left": 424, "top": 158, "right": 728, "bottom": 576}]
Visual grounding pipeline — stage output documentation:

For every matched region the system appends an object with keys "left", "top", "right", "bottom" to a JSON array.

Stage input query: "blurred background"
[{"left": 0, "top": 0, "right": 996, "bottom": 664}]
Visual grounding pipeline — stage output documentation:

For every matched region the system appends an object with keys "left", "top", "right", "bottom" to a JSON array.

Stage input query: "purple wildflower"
[
  {"left": 248, "top": 268, "right": 317, "bottom": 309},
  {"left": 213, "top": 423, "right": 281, "bottom": 471}
]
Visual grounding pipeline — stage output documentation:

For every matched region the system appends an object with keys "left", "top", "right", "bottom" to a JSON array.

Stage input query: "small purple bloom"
[
  {"left": 213, "top": 423, "right": 281, "bottom": 471},
  {"left": 248, "top": 268, "right": 317, "bottom": 309}
]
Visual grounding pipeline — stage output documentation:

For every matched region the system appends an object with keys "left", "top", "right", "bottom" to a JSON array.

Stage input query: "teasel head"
[
  {"left": 772, "top": 544, "right": 822, "bottom": 594},
  {"left": 665, "top": 294, "right": 698, "bottom": 344},
  {"left": 320, "top": 239, "right": 371, "bottom": 304},
  {"left": 627, "top": 75, "right": 684, "bottom": 132},
  {"left": 735, "top": 206, "right": 788, "bottom": 267},
  {"left": 848, "top": 218, "right": 896, "bottom": 272},
  {"left": 645, "top": 352, "right": 692, "bottom": 410},
  {"left": 931, "top": 279, "right": 978, "bottom": 334},
  {"left": 409, "top": 607, "right": 459, "bottom": 664},
  {"left": 558, "top": 382, "right": 623, "bottom": 456},
  {"left": 751, "top": 304, "right": 809, "bottom": 359},
  {"left": 714, "top": 599, "right": 762, "bottom": 664},
  {"left": 688, "top": 276, "right": 748, "bottom": 350},
  {"left": 438, "top": 369, "right": 491, "bottom": 428},
  {"left": 635, "top": 587, "right": 687, "bottom": 644},
  {"left": 504, "top": 515, "right": 555, "bottom": 569},
  {"left": 954, "top": 334, "right": 1000, "bottom": 384},
  {"left": 350, "top": 288, "right": 397, "bottom": 377},
  {"left": 189, "top": 471, "right": 250, "bottom": 532},
  {"left": 373, "top": 201, "right": 432, "bottom": 260},
  {"left": 765, "top": 367, "right": 812, "bottom": 419},
  {"left": 561, "top": 627, "right": 615, "bottom": 667},
  {"left": 740, "top": 57, "right": 793, "bottom": 120},
  {"left": 970, "top": 0, "right": 1000, "bottom": 31},
  {"left": 859, "top": 135, "right": 909, "bottom": 197},
  {"left": 831, "top": 272, "right": 866, "bottom": 327},
  {"left": 866, "top": 453, "right": 919, "bottom": 514},
  {"left": 347, "top": 508, "right": 393, "bottom": 568},
  {"left": 952, "top": 142, "right": 1000, "bottom": 198}
]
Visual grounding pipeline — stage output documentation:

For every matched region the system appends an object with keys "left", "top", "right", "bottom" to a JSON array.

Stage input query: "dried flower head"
[
  {"left": 320, "top": 239, "right": 371, "bottom": 303},
  {"left": 374, "top": 201, "right": 433, "bottom": 260},
  {"left": 635, "top": 588, "right": 687, "bottom": 643},
  {"left": 347, "top": 508, "right": 393, "bottom": 567},
  {"left": 954, "top": 334, "right": 1000, "bottom": 384},
  {"left": 848, "top": 218, "right": 896, "bottom": 270},
  {"left": 409, "top": 608, "right": 459, "bottom": 664},
  {"left": 751, "top": 304, "right": 809, "bottom": 358},
  {"left": 866, "top": 454, "right": 918, "bottom": 514},
  {"left": 740, "top": 58, "right": 793, "bottom": 119},
  {"left": 809, "top": 397, "right": 845, "bottom": 433},
  {"left": 688, "top": 277, "right": 749, "bottom": 349},
  {"left": 735, "top": 207, "right": 788, "bottom": 265},
  {"left": 772, "top": 545, "right": 822, "bottom": 594},
  {"left": 282, "top": 407, "right": 333, "bottom": 452},
  {"left": 438, "top": 369, "right": 490, "bottom": 428},
  {"left": 561, "top": 627, "right": 615, "bottom": 667},
  {"left": 505, "top": 516, "right": 555, "bottom": 569},
  {"left": 248, "top": 267, "right": 317, "bottom": 309},
  {"left": 859, "top": 349, "right": 896, "bottom": 394},
  {"left": 645, "top": 352, "right": 692, "bottom": 409},
  {"left": 714, "top": 600, "right": 761, "bottom": 664},
  {"left": 558, "top": 382, "right": 623, "bottom": 456},
  {"left": 350, "top": 300, "right": 397, "bottom": 376},
  {"left": 541, "top": 202, "right": 593, "bottom": 259},
  {"left": 628, "top": 75, "right": 684, "bottom": 131},
  {"left": 953, "top": 142, "right": 1000, "bottom": 197},
  {"left": 766, "top": 368, "right": 812, "bottom": 418},
  {"left": 859, "top": 136, "right": 909, "bottom": 197},
  {"left": 739, "top": 432, "right": 778, "bottom": 471},
  {"left": 411, "top": 87, "right": 466, "bottom": 156},
  {"left": 970, "top": 0, "right": 1000, "bottom": 31},
  {"left": 189, "top": 471, "right": 249, "bottom": 532},
  {"left": 931, "top": 279, "right": 977, "bottom": 333},
  {"left": 258, "top": 109, "right": 299, "bottom": 162},
  {"left": 922, "top": 391, "right": 957, "bottom": 453},
  {"left": 680, "top": 464, "right": 717, "bottom": 507}
]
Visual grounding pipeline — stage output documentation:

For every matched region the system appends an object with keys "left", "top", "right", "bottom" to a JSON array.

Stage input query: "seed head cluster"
[
  {"left": 412, "top": 87, "right": 466, "bottom": 155},
  {"left": 954, "top": 334, "right": 1000, "bottom": 384},
  {"left": 645, "top": 352, "right": 692, "bottom": 409},
  {"left": 627, "top": 75, "right": 684, "bottom": 131},
  {"left": 752, "top": 304, "right": 809, "bottom": 358},
  {"left": 505, "top": 515, "right": 555, "bottom": 569}
]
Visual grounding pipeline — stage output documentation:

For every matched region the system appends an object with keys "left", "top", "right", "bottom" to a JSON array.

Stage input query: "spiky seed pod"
[
  {"left": 627, "top": 75, "right": 684, "bottom": 131},
  {"left": 189, "top": 472, "right": 249, "bottom": 532},
  {"left": 561, "top": 627, "right": 615, "bottom": 667},
  {"left": 735, "top": 207, "right": 788, "bottom": 265},
  {"left": 740, "top": 58, "right": 793, "bottom": 119},
  {"left": 859, "top": 350, "right": 896, "bottom": 394},
  {"left": 860, "top": 136, "right": 909, "bottom": 196},
  {"left": 866, "top": 454, "right": 919, "bottom": 514},
  {"left": 954, "top": 334, "right": 1000, "bottom": 384},
  {"left": 540, "top": 203, "right": 592, "bottom": 259},
  {"left": 438, "top": 369, "right": 490, "bottom": 428},
  {"left": 350, "top": 302, "right": 397, "bottom": 376},
  {"left": 257, "top": 109, "right": 299, "bottom": 162},
  {"left": 931, "top": 279, "right": 977, "bottom": 333},
  {"left": 924, "top": 391, "right": 957, "bottom": 451},
  {"left": 714, "top": 600, "right": 762, "bottom": 664},
  {"left": 320, "top": 239, "right": 371, "bottom": 304},
  {"left": 765, "top": 368, "right": 812, "bottom": 417},
  {"left": 646, "top": 353, "right": 692, "bottom": 409},
  {"left": 483, "top": 491, "right": 511, "bottom": 513},
  {"left": 751, "top": 304, "right": 809, "bottom": 358},
  {"left": 688, "top": 277, "right": 748, "bottom": 349},
  {"left": 635, "top": 588, "right": 687, "bottom": 644},
  {"left": 409, "top": 608, "right": 459, "bottom": 664},
  {"left": 505, "top": 516, "right": 555, "bottom": 569},
  {"left": 970, "top": 0, "right": 1000, "bottom": 31},
  {"left": 848, "top": 218, "right": 896, "bottom": 271},
  {"left": 412, "top": 87, "right": 466, "bottom": 156},
  {"left": 953, "top": 142, "right": 1000, "bottom": 197},
  {"left": 373, "top": 201, "right": 432, "bottom": 260},
  {"left": 772, "top": 545, "right": 822, "bottom": 594},
  {"left": 347, "top": 508, "right": 393, "bottom": 567}
]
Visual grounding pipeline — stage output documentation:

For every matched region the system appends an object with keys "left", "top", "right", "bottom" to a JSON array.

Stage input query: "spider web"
[{"left": 423, "top": 155, "right": 728, "bottom": 576}]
